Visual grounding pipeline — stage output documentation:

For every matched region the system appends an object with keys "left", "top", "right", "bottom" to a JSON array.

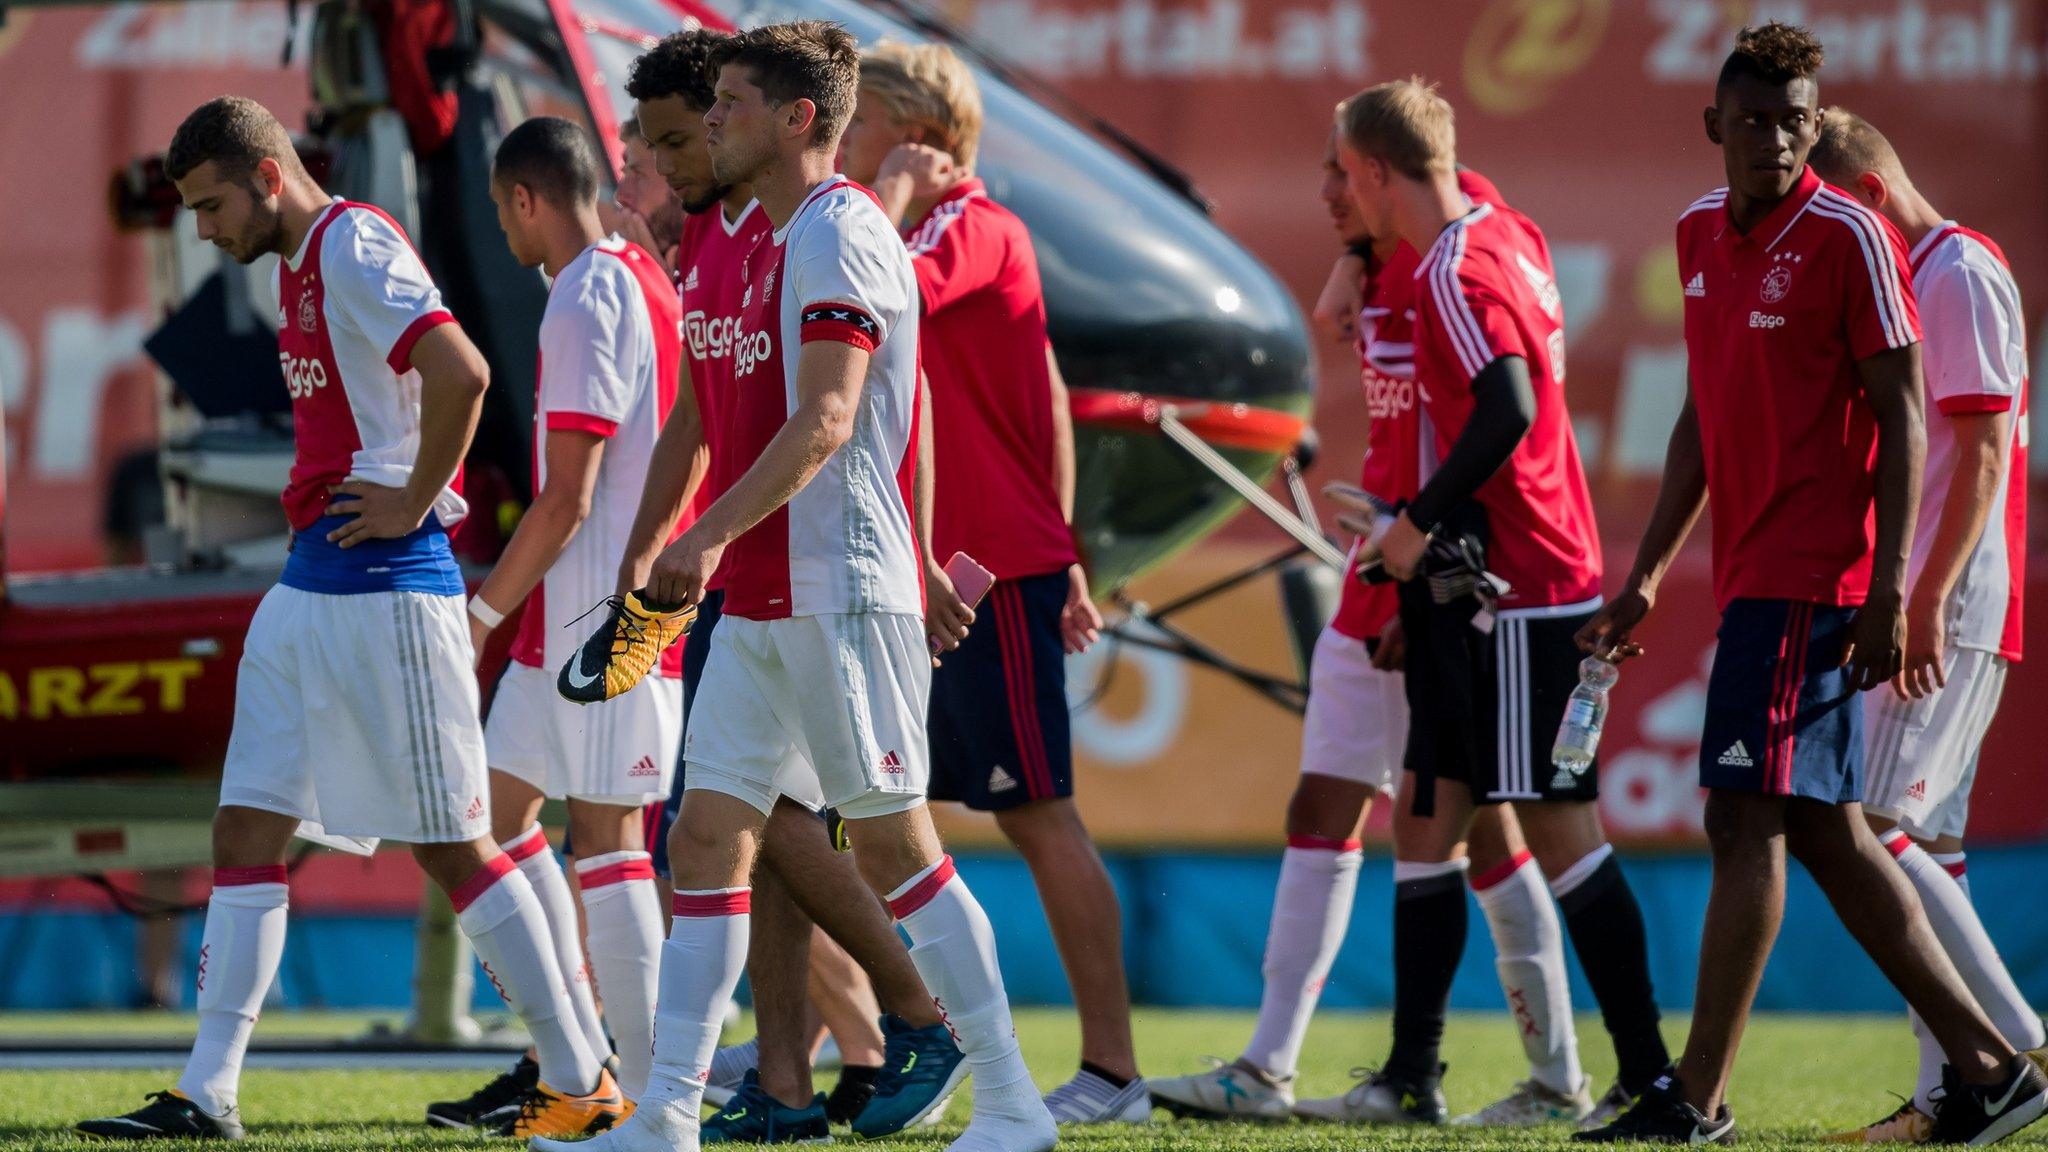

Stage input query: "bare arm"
[
  {"left": 1895, "top": 409, "right": 2008, "bottom": 698},
  {"left": 916, "top": 368, "right": 937, "bottom": 566},
  {"left": 325, "top": 323, "right": 489, "bottom": 545},
  {"left": 617, "top": 363, "right": 709, "bottom": 595},
  {"left": 1844, "top": 342, "right": 1927, "bottom": 691},
  {"left": 1046, "top": 343, "right": 1077, "bottom": 524},
  {"left": 917, "top": 369, "right": 973, "bottom": 658},
  {"left": 1574, "top": 385, "right": 1709, "bottom": 660},
  {"left": 474, "top": 429, "right": 606, "bottom": 627}
]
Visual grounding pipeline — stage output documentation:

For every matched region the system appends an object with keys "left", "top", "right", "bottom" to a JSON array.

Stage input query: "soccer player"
[
  {"left": 1805, "top": 110, "right": 2042, "bottom": 1143},
  {"left": 1329, "top": 80, "right": 1672, "bottom": 1127},
  {"left": 77, "top": 97, "right": 621, "bottom": 1141},
  {"left": 1574, "top": 25, "right": 2047, "bottom": 1145},
  {"left": 833, "top": 41, "right": 1147, "bottom": 1125},
  {"left": 1150, "top": 130, "right": 1602, "bottom": 1128},
  {"left": 618, "top": 31, "right": 959, "bottom": 1141},
  {"left": 611, "top": 114, "right": 685, "bottom": 277},
  {"left": 540, "top": 23, "right": 1057, "bottom": 1152},
  {"left": 460, "top": 116, "right": 683, "bottom": 1113}
]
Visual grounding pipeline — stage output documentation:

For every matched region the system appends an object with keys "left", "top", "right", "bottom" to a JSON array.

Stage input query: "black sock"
[
  {"left": 1558, "top": 851, "right": 1670, "bottom": 1097},
  {"left": 1386, "top": 866, "right": 1466, "bottom": 1085},
  {"left": 1080, "top": 1061, "right": 1133, "bottom": 1090},
  {"left": 825, "top": 1065, "right": 881, "bottom": 1125}
]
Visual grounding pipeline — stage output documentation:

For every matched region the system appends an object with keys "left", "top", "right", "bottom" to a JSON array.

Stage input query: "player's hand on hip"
[
  {"left": 1892, "top": 590, "right": 1949, "bottom": 701},
  {"left": 647, "top": 530, "right": 720, "bottom": 610},
  {"left": 1575, "top": 586, "right": 1651, "bottom": 663},
  {"left": 1060, "top": 564, "right": 1103, "bottom": 655},
  {"left": 1378, "top": 512, "right": 1428, "bottom": 582},
  {"left": 1370, "top": 615, "right": 1407, "bottom": 672},
  {"left": 324, "top": 480, "right": 427, "bottom": 547},
  {"left": 1842, "top": 593, "right": 1907, "bottom": 693},
  {"left": 924, "top": 560, "right": 973, "bottom": 665}
]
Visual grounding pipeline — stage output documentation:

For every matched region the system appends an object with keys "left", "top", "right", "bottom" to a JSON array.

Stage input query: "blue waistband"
[{"left": 280, "top": 513, "right": 464, "bottom": 596}]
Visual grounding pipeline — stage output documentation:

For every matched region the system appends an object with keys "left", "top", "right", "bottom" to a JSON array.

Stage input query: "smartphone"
[{"left": 931, "top": 552, "right": 996, "bottom": 655}]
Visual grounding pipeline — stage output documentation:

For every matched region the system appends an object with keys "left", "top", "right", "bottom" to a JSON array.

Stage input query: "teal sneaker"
[
  {"left": 850, "top": 1014, "right": 969, "bottom": 1137},
  {"left": 701, "top": 1071, "right": 831, "bottom": 1144}
]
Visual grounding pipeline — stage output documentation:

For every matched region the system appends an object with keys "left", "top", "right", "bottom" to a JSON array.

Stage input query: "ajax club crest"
[
  {"left": 1760, "top": 251, "right": 1800, "bottom": 304},
  {"left": 297, "top": 291, "right": 319, "bottom": 333}
]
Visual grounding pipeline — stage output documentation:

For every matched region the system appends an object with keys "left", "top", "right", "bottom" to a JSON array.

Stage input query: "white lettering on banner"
[
  {"left": 34, "top": 309, "right": 149, "bottom": 480},
  {"left": 969, "top": 0, "right": 1370, "bottom": 80},
  {"left": 78, "top": 1, "right": 314, "bottom": 69},
  {"left": 1065, "top": 626, "right": 1189, "bottom": 766},
  {"left": 1647, "top": 0, "right": 2041, "bottom": 83}
]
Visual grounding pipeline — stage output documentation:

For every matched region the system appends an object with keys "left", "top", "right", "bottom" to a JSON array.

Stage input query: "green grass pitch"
[{"left": 2, "top": 1008, "right": 2040, "bottom": 1149}]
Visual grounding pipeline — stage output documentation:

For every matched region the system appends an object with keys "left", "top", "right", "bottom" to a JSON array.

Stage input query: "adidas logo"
[
  {"left": 1718, "top": 741, "right": 1755, "bottom": 768},
  {"left": 879, "top": 750, "right": 905, "bottom": 775},
  {"left": 628, "top": 755, "right": 659, "bottom": 778},
  {"left": 988, "top": 764, "right": 1018, "bottom": 793},
  {"left": 1907, "top": 779, "right": 1927, "bottom": 800},
  {"left": 1684, "top": 271, "right": 1706, "bottom": 297},
  {"left": 683, "top": 265, "right": 700, "bottom": 291},
  {"left": 465, "top": 796, "right": 486, "bottom": 822}
]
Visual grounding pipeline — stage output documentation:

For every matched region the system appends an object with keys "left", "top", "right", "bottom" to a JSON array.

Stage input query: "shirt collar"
[
  {"left": 285, "top": 198, "right": 344, "bottom": 272},
  {"left": 1910, "top": 219, "right": 1961, "bottom": 270},
  {"left": 721, "top": 199, "right": 760, "bottom": 238},
  {"left": 773, "top": 176, "right": 849, "bottom": 245},
  {"left": 1721, "top": 165, "right": 1822, "bottom": 252},
  {"left": 905, "top": 177, "right": 984, "bottom": 234}
]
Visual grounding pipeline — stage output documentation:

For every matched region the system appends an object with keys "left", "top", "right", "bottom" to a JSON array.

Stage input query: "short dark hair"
[
  {"left": 711, "top": 21, "right": 860, "bottom": 146},
  {"left": 492, "top": 116, "right": 602, "bottom": 210},
  {"left": 618, "top": 114, "right": 641, "bottom": 145},
  {"left": 626, "top": 29, "right": 729, "bottom": 112},
  {"left": 1717, "top": 22, "right": 1825, "bottom": 93},
  {"left": 1809, "top": 107, "right": 1903, "bottom": 184},
  {"left": 166, "top": 95, "right": 299, "bottom": 184}
]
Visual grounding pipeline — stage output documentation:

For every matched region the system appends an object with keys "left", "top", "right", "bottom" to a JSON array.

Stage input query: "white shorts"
[
  {"left": 220, "top": 585, "right": 489, "bottom": 844},
  {"left": 1863, "top": 648, "right": 2009, "bottom": 841},
  {"left": 485, "top": 662, "right": 681, "bottom": 805},
  {"left": 1300, "top": 625, "right": 1407, "bottom": 791},
  {"left": 684, "top": 612, "right": 929, "bottom": 820}
]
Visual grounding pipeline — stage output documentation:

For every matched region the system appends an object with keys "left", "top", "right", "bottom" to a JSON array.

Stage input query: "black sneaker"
[
  {"left": 425, "top": 1054, "right": 538, "bottom": 1129},
  {"left": 77, "top": 1091, "right": 246, "bottom": 1141},
  {"left": 702, "top": 1070, "right": 832, "bottom": 1144},
  {"left": 1573, "top": 1075, "right": 1734, "bottom": 1144},
  {"left": 1930, "top": 1057, "right": 2048, "bottom": 1145}
]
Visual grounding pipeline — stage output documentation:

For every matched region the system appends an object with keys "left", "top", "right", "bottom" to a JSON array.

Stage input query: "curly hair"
[
  {"left": 626, "top": 28, "right": 729, "bottom": 112},
  {"left": 1717, "top": 21, "right": 1825, "bottom": 91},
  {"left": 711, "top": 21, "right": 861, "bottom": 147}
]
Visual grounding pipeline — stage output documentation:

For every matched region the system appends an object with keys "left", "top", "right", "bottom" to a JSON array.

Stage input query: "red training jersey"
[
  {"left": 676, "top": 200, "right": 774, "bottom": 591},
  {"left": 1676, "top": 166, "right": 1921, "bottom": 610},
  {"left": 905, "top": 179, "right": 1079, "bottom": 581},
  {"left": 1411, "top": 200, "right": 1602, "bottom": 610}
]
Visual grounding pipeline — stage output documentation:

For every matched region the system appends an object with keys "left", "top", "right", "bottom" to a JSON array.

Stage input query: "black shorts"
[
  {"left": 928, "top": 570, "right": 1073, "bottom": 812},
  {"left": 1400, "top": 577, "right": 1601, "bottom": 806},
  {"left": 1698, "top": 599, "right": 1862, "bottom": 803}
]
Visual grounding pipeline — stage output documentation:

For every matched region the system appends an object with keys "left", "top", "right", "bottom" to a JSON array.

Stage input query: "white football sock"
[
  {"left": 1473, "top": 850, "right": 1582, "bottom": 1095},
  {"left": 643, "top": 889, "right": 751, "bottom": 1145},
  {"left": 576, "top": 851, "right": 663, "bottom": 1099},
  {"left": 177, "top": 867, "right": 289, "bottom": 1115},
  {"left": 503, "top": 825, "right": 610, "bottom": 1068},
  {"left": 1240, "top": 836, "right": 1362, "bottom": 1079},
  {"left": 1884, "top": 834, "right": 2045, "bottom": 1112},
  {"left": 889, "top": 857, "right": 1055, "bottom": 1151},
  {"left": 454, "top": 855, "right": 601, "bottom": 1096}
]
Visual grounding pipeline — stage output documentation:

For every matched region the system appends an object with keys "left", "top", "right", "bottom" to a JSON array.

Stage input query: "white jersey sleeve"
[
  {"left": 538, "top": 253, "right": 636, "bottom": 434},
  {"left": 1919, "top": 244, "right": 2026, "bottom": 415},
  {"left": 323, "top": 209, "right": 451, "bottom": 371},
  {"left": 787, "top": 194, "right": 912, "bottom": 352}
]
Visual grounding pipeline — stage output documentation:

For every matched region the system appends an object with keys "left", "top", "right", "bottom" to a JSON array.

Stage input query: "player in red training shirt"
[
  {"left": 605, "top": 30, "right": 954, "bottom": 1141},
  {"left": 834, "top": 40, "right": 1144, "bottom": 1125},
  {"left": 1809, "top": 109, "right": 2044, "bottom": 1143},
  {"left": 1153, "top": 139, "right": 1606, "bottom": 1128},
  {"left": 1576, "top": 25, "right": 2045, "bottom": 1146},
  {"left": 1335, "top": 80, "right": 1669, "bottom": 1127},
  {"left": 79, "top": 98, "right": 622, "bottom": 1143}
]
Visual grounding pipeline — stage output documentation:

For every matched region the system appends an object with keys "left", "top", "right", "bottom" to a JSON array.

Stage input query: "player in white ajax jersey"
[
  {"left": 1811, "top": 110, "right": 2041, "bottom": 1144},
  {"left": 78, "top": 98, "right": 621, "bottom": 1144}
]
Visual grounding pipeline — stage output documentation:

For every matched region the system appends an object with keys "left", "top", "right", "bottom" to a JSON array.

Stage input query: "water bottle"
[{"left": 1551, "top": 655, "right": 1619, "bottom": 776}]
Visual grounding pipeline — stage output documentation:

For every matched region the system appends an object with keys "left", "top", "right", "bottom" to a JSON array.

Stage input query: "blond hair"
[
  {"left": 859, "top": 41, "right": 983, "bottom": 169},
  {"left": 1336, "top": 78, "right": 1455, "bottom": 181}
]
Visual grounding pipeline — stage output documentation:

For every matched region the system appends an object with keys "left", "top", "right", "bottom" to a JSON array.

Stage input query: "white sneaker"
[
  {"left": 701, "top": 1038, "right": 757, "bottom": 1109},
  {"left": 948, "top": 1078, "right": 1057, "bottom": 1152},
  {"left": 1293, "top": 1066, "right": 1446, "bottom": 1124},
  {"left": 1043, "top": 1070, "right": 1151, "bottom": 1123},
  {"left": 1148, "top": 1059, "right": 1294, "bottom": 1120},
  {"left": 1451, "top": 1076, "right": 1595, "bottom": 1126},
  {"left": 1580, "top": 1079, "right": 1633, "bottom": 1130}
]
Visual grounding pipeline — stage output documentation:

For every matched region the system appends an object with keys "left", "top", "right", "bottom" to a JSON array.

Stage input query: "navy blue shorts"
[
  {"left": 928, "top": 571, "right": 1073, "bottom": 812},
  {"left": 651, "top": 588, "right": 723, "bottom": 878},
  {"left": 1699, "top": 598, "right": 1863, "bottom": 803}
]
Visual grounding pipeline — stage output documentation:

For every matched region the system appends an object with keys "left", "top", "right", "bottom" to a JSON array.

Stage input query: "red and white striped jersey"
[
  {"left": 510, "top": 236, "right": 685, "bottom": 674},
  {"left": 719, "top": 178, "right": 923, "bottom": 621},
  {"left": 273, "top": 200, "right": 460, "bottom": 532},
  {"left": 1908, "top": 222, "right": 2028, "bottom": 661}
]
